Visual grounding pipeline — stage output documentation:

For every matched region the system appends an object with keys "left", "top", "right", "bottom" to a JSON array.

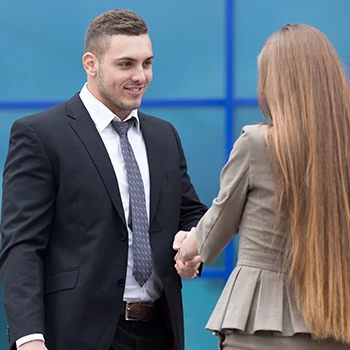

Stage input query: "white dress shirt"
[{"left": 16, "top": 84, "right": 163, "bottom": 347}]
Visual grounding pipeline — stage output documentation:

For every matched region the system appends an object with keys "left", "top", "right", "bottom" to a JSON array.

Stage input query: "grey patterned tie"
[{"left": 111, "top": 118, "right": 152, "bottom": 286}]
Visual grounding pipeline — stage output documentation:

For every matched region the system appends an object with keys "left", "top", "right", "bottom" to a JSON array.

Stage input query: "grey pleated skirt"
[{"left": 217, "top": 332, "right": 350, "bottom": 350}]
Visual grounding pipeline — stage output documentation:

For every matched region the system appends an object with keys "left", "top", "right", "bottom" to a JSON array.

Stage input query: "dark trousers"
[{"left": 110, "top": 315, "right": 174, "bottom": 350}]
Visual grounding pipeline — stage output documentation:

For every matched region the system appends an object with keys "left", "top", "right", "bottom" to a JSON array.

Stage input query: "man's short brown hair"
[{"left": 84, "top": 9, "right": 148, "bottom": 59}]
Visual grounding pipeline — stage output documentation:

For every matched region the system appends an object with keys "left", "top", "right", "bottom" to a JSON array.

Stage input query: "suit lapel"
[
  {"left": 139, "top": 112, "right": 162, "bottom": 225},
  {"left": 66, "top": 94, "right": 126, "bottom": 225}
]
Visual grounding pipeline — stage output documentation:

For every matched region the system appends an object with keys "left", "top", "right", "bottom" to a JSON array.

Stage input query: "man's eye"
[
  {"left": 143, "top": 61, "right": 152, "bottom": 67},
  {"left": 120, "top": 62, "right": 131, "bottom": 67}
]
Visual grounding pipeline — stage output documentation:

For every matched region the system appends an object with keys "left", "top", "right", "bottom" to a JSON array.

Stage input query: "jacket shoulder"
[
  {"left": 138, "top": 110, "right": 174, "bottom": 128},
  {"left": 14, "top": 93, "right": 81, "bottom": 129},
  {"left": 242, "top": 124, "right": 268, "bottom": 140}
]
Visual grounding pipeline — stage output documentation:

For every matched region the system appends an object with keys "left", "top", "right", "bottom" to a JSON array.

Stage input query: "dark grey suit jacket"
[{"left": 0, "top": 93, "right": 206, "bottom": 350}]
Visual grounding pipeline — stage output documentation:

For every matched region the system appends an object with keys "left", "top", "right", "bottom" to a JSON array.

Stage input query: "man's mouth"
[
  {"left": 125, "top": 87, "right": 143, "bottom": 92},
  {"left": 124, "top": 86, "right": 144, "bottom": 96}
]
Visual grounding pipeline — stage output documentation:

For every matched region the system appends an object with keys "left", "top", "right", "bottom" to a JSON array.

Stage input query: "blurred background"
[{"left": 0, "top": 0, "right": 349, "bottom": 348}]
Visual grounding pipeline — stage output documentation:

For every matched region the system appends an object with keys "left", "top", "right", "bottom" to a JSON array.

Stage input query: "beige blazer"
[{"left": 196, "top": 124, "right": 308, "bottom": 336}]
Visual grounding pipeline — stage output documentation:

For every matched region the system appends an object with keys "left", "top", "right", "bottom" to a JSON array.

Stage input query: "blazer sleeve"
[
  {"left": 196, "top": 129, "right": 250, "bottom": 264},
  {"left": 0, "top": 120, "right": 56, "bottom": 347},
  {"left": 171, "top": 126, "right": 207, "bottom": 230}
]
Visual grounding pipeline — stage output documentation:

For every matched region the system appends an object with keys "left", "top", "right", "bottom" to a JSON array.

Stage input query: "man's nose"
[{"left": 131, "top": 67, "right": 146, "bottom": 82}]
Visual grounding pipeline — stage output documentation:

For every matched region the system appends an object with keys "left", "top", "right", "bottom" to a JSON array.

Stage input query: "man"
[{"left": 0, "top": 9, "right": 206, "bottom": 350}]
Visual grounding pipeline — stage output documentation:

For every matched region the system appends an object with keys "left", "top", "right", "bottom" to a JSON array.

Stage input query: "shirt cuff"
[{"left": 16, "top": 334, "right": 45, "bottom": 348}]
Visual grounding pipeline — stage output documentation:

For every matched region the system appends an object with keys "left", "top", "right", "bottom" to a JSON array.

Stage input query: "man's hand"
[
  {"left": 174, "top": 255, "right": 201, "bottom": 279},
  {"left": 172, "top": 230, "right": 190, "bottom": 251},
  {"left": 18, "top": 340, "right": 48, "bottom": 350},
  {"left": 173, "top": 228, "right": 199, "bottom": 263}
]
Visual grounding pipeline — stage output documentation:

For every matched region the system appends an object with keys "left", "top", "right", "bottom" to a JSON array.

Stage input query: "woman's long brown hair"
[{"left": 258, "top": 24, "right": 350, "bottom": 342}]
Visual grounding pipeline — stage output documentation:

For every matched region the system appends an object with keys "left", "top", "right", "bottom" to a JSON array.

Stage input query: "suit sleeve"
[
  {"left": 170, "top": 126, "right": 207, "bottom": 231},
  {"left": 0, "top": 120, "right": 56, "bottom": 347},
  {"left": 196, "top": 130, "right": 250, "bottom": 264}
]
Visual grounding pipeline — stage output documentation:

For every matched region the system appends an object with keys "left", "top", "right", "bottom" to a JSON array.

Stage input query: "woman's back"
[
  {"left": 200, "top": 124, "right": 307, "bottom": 336},
  {"left": 197, "top": 124, "right": 350, "bottom": 349}
]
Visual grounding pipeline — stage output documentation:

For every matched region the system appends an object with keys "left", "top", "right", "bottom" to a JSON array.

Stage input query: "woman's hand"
[{"left": 173, "top": 228, "right": 201, "bottom": 279}]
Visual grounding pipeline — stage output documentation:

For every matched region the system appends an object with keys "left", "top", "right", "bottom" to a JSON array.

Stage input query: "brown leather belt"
[{"left": 120, "top": 302, "right": 155, "bottom": 322}]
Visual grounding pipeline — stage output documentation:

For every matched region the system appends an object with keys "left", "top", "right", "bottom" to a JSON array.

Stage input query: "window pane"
[
  {"left": 234, "top": 0, "right": 350, "bottom": 97},
  {"left": 183, "top": 279, "right": 225, "bottom": 349},
  {"left": 233, "top": 107, "right": 265, "bottom": 141},
  {"left": 1, "top": 0, "right": 225, "bottom": 100}
]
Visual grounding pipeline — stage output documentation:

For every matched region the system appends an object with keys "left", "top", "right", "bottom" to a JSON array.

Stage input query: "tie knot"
[{"left": 111, "top": 118, "right": 135, "bottom": 136}]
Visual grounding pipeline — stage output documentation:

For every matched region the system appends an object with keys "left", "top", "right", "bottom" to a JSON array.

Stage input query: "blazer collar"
[{"left": 79, "top": 84, "right": 141, "bottom": 133}]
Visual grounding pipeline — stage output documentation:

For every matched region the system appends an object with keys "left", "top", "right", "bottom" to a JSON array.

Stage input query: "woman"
[{"left": 174, "top": 24, "right": 350, "bottom": 349}]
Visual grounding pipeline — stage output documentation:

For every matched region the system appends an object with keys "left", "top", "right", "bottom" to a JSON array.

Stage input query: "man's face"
[{"left": 87, "top": 34, "right": 153, "bottom": 119}]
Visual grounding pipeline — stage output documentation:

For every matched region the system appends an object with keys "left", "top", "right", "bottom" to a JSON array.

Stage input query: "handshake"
[{"left": 172, "top": 227, "right": 201, "bottom": 280}]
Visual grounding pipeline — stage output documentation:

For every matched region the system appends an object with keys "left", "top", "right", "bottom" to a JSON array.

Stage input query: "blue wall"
[{"left": 1, "top": 1, "right": 350, "bottom": 348}]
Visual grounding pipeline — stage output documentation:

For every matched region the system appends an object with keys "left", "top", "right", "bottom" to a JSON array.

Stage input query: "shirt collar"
[{"left": 79, "top": 83, "right": 140, "bottom": 133}]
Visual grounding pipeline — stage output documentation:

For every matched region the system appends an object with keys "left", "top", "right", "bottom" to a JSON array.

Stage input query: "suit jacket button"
[
  {"left": 118, "top": 279, "right": 125, "bottom": 286},
  {"left": 120, "top": 231, "right": 127, "bottom": 241}
]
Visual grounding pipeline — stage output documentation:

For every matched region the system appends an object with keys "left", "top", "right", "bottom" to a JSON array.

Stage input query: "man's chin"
[{"left": 125, "top": 101, "right": 142, "bottom": 110}]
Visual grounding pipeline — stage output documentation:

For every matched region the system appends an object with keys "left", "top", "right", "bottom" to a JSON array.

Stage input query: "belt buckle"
[{"left": 125, "top": 302, "right": 140, "bottom": 321}]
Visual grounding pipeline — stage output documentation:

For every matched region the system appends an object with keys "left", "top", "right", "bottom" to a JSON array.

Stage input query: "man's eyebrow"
[
  {"left": 114, "top": 57, "right": 136, "bottom": 62},
  {"left": 114, "top": 56, "right": 154, "bottom": 62}
]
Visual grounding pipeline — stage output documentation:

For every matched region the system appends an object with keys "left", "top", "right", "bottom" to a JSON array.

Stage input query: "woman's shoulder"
[
  {"left": 242, "top": 123, "right": 268, "bottom": 138},
  {"left": 239, "top": 124, "right": 269, "bottom": 150}
]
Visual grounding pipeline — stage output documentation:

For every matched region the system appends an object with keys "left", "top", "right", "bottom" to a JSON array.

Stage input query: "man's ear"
[{"left": 82, "top": 52, "right": 98, "bottom": 77}]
